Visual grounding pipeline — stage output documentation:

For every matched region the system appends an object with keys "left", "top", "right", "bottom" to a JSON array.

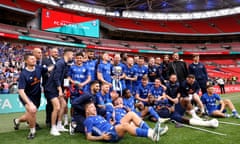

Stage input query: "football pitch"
[{"left": 0, "top": 93, "right": 240, "bottom": 144}]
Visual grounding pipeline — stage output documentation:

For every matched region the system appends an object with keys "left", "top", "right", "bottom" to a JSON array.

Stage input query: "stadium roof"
[{"left": 74, "top": 0, "right": 240, "bottom": 13}]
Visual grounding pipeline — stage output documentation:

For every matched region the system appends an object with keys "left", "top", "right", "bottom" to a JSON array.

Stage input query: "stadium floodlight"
[{"left": 171, "top": 120, "right": 227, "bottom": 136}]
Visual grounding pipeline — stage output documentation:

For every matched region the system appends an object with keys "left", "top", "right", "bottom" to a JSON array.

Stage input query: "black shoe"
[
  {"left": 36, "top": 123, "right": 42, "bottom": 130},
  {"left": 13, "top": 118, "right": 20, "bottom": 130},
  {"left": 27, "top": 132, "right": 35, "bottom": 140}
]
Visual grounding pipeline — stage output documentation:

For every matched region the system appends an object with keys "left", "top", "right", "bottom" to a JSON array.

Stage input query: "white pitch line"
[
  {"left": 172, "top": 120, "right": 227, "bottom": 136},
  {"left": 219, "top": 121, "right": 240, "bottom": 126}
]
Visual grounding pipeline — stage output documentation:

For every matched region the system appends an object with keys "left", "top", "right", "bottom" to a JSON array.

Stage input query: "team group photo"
[{"left": 1, "top": 0, "right": 240, "bottom": 144}]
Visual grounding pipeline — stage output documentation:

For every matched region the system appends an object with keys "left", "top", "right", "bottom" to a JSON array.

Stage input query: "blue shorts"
[
  {"left": 207, "top": 104, "right": 226, "bottom": 115},
  {"left": 170, "top": 112, "right": 184, "bottom": 123},
  {"left": 106, "top": 127, "right": 120, "bottom": 142}
]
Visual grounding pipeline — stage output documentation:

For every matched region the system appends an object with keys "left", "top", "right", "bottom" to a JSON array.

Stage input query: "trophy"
[{"left": 112, "top": 66, "right": 122, "bottom": 94}]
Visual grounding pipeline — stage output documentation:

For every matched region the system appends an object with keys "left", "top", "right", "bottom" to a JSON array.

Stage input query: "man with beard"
[
  {"left": 96, "top": 83, "right": 113, "bottom": 121},
  {"left": 44, "top": 48, "right": 73, "bottom": 136},
  {"left": 111, "top": 54, "right": 126, "bottom": 92},
  {"left": 168, "top": 52, "right": 188, "bottom": 83},
  {"left": 86, "top": 50, "right": 98, "bottom": 81},
  {"left": 70, "top": 80, "right": 100, "bottom": 133},
  {"left": 161, "top": 55, "right": 170, "bottom": 82},
  {"left": 68, "top": 52, "right": 91, "bottom": 92},
  {"left": 180, "top": 74, "right": 205, "bottom": 115},
  {"left": 42, "top": 47, "right": 59, "bottom": 127}
]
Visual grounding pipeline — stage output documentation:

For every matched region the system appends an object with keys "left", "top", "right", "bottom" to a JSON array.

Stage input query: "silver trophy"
[{"left": 112, "top": 66, "right": 122, "bottom": 92}]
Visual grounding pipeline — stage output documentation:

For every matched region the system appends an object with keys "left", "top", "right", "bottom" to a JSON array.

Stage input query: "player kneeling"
[{"left": 84, "top": 102, "right": 167, "bottom": 142}]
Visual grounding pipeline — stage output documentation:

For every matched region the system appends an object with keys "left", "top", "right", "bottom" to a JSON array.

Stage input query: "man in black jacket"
[{"left": 168, "top": 52, "right": 188, "bottom": 83}]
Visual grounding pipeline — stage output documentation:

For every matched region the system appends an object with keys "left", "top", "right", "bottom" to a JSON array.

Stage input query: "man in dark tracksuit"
[
  {"left": 165, "top": 74, "right": 181, "bottom": 106},
  {"left": 44, "top": 48, "right": 73, "bottom": 136},
  {"left": 70, "top": 80, "right": 99, "bottom": 133},
  {"left": 189, "top": 54, "right": 208, "bottom": 94},
  {"left": 168, "top": 52, "right": 188, "bottom": 83},
  {"left": 180, "top": 74, "right": 205, "bottom": 114}
]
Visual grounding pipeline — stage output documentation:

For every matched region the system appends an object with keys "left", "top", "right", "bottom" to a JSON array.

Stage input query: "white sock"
[
  {"left": 147, "top": 129, "right": 153, "bottom": 138},
  {"left": 30, "top": 127, "right": 36, "bottom": 134},
  {"left": 190, "top": 109, "right": 202, "bottom": 120},
  {"left": 57, "top": 121, "right": 62, "bottom": 127},
  {"left": 52, "top": 125, "right": 57, "bottom": 130},
  {"left": 64, "top": 114, "right": 68, "bottom": 124},
  {"left": 15, "top": 118, "right": 20, "bottom": 124}
]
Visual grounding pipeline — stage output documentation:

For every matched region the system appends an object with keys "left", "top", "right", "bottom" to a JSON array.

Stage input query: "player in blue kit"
[
  {"left": 149, "top": 78, "right": 167, "bottom": 101},
  {"left": 113, "top": 96, "right": 168, "bottom": 133},
  {"left": 86, "top": 50, "right": 98, "bottom": 81},
  {"left": 122, "top": 89, "right": 168, "bottom": 123},
  {"left": 44, "top": 48, "right": 73, "bottom": 136},
  {"left": 13, "top": 54, "right": 49, "bottom": 139},
  {"left": 201, "top": 84, "right": 240, "bottom": 118},
  {"left": 134, "top": 56, "right": 148, "bottom": 87},
  {"left": 68, "top": 52, "right": 91, "bottom": 92},
  {"left": 189, "top": 54, "right": 208, "bottom": 94},
  {"left": 111, "top": 54, "right": 127, "bottom": 92},
  {"left": 148, "top": 57, "right": 158, "bottom": 84},
  {"left": 96, "top": 83, "right": 113, "bottom": 121},
  {"left": 125, "top": 57, "right": 138, "bottom": 94},
  {"left": 84, "top": 102, "right": 165, "bottom": 142},
  {"left": 97, "top": 52, "right": 112, "bottom": 86},
  {"left": 135, "top": 76, "right": 152, "bottom": 106}
]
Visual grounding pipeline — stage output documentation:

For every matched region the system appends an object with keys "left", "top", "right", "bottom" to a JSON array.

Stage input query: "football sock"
[
  {"left": 136, "top": 128, "right": 148, "bottom": 137},
  {"left": 148, "top": 106, "right": 160, "bottom": 120},
  {"left": 139, "top": 121, "right": 149, "bottom": 129}
]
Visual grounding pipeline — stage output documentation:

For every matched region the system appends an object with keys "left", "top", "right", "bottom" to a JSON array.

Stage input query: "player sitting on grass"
[
  {"left": 201, "top": 84, "right": 240, "bottom": 118},
  {"left": 171, "top": 96, "right": 219, "bottom": 128},
  {"left": 84, "top": 102, "right": 164, "bottom": 142},
  {"left": 122, "top": 88, "right": 169, "bottom": 123},
  {"left": 113, "top": 96, "right": 168, "bottom": 135}
]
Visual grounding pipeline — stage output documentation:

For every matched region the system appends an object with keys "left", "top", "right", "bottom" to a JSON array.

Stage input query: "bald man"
[
  {"left": 42, "top": 47, "right": 59, "bottom": 127},
  {"left": 32, "top": 48, "right": 42, "bottom": 65},
  {"left": 112, "top": 54, "right": 126, "bottom": 91}
]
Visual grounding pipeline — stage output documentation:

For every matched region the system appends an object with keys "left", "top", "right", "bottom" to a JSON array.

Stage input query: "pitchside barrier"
[
  {"left": 0, "top": 84, "right": 240, "bottom": 114},
  {"left": 0, "top": 94, "right": 71, "bottom": 114}
]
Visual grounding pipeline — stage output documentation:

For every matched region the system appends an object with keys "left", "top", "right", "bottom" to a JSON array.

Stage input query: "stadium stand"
[{"left": 1, "top": 0, "right": 240, "bottom": 35}]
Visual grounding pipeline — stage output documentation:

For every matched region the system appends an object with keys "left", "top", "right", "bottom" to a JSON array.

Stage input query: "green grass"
[{"left": 0, "top": 93, "right": 240, "bottom": 144}]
